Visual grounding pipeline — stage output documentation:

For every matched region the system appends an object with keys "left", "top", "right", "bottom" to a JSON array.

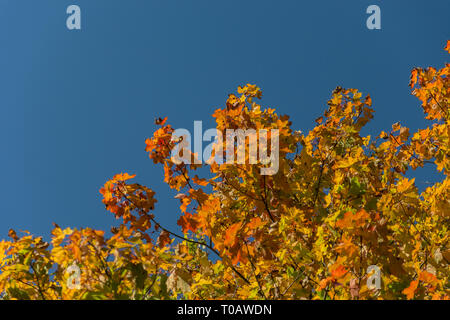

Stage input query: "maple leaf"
[
  {"left": 403, "top": 280, "right": 419, "bottom": 300},
  {"left": 113, "top": 173, "right": 136, "bottom": 182},
  {"left": 155, "top": 116, "right": 168, "bottom": 126},
  {"left": 177, "top": 212, "right": 199, "bottom": 233},
  {"left": 8, "top": 229, "right": 18, "bottom": 242},
  {"left": 157, "top": 230, "right": 171, "bottom": 248},
  {"left": 192, "top": 175, "right": 209, "bottom": 187},
  {"left": 409, "top": 68, "right": 418, "bottom": 88},
  {"left": 418, "top": 271, "right": 438, "bottom": 286},
  {"left": 331, "top": 265, "right": 348, "bottom": 279},
  {"left": 224, "top": 222, "right": 241, "bottom": 247}
]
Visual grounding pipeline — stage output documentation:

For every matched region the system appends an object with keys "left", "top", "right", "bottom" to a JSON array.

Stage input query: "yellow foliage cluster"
[{"left": 1, "top": 42, "right": 449, "bottom": 300}]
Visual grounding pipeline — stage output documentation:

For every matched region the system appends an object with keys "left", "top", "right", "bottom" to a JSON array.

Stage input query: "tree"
[{"left": 0, "top": 42, "right": 449, "bottom": 300}]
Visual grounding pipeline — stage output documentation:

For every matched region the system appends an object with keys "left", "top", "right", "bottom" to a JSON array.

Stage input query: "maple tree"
[{"left": 1, "top": 42, "right": 449, "bottom": 300}]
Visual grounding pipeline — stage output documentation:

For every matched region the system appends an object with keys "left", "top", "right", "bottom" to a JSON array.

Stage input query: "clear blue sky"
[{"left": 0, "top": 0, "right": 449, "bottom": 240}]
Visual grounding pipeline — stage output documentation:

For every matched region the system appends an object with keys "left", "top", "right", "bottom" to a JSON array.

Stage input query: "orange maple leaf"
[
  {"left": 192, "top": 175, "right": 209, "bottom": 187},
  {"left": 419, "top": 271, "right": 438, "bottom": 286},
  {"left": 177, "top": 212, "right": 199, "bottom": 233},
  {"left": 331, "top": 265, "right": 348, "bottom": 279},
  {"left": 403, "top": 280, "right": 419, "bottom": 299},
  {"left": 224, "top": 222, "right": 242, "bottom": 247}
]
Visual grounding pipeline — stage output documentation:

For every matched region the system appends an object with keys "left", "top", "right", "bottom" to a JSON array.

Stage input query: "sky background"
[{"left": 0, "top": 0, "right": 449, "bottom": 241}]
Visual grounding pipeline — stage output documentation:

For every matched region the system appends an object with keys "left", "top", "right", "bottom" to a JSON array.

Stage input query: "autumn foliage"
[{"left": 1, "top": 42, "right": 449, "bottom": 300}]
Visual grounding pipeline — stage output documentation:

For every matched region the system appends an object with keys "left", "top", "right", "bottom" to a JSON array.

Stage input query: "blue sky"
[{"left": 0, "top": 0, "right": 449, "bottom": 240}]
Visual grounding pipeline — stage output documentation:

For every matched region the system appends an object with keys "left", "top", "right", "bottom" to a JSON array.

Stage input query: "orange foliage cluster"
[{"left": 0, "top": 42, "right": 449, "bottom": 300}]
